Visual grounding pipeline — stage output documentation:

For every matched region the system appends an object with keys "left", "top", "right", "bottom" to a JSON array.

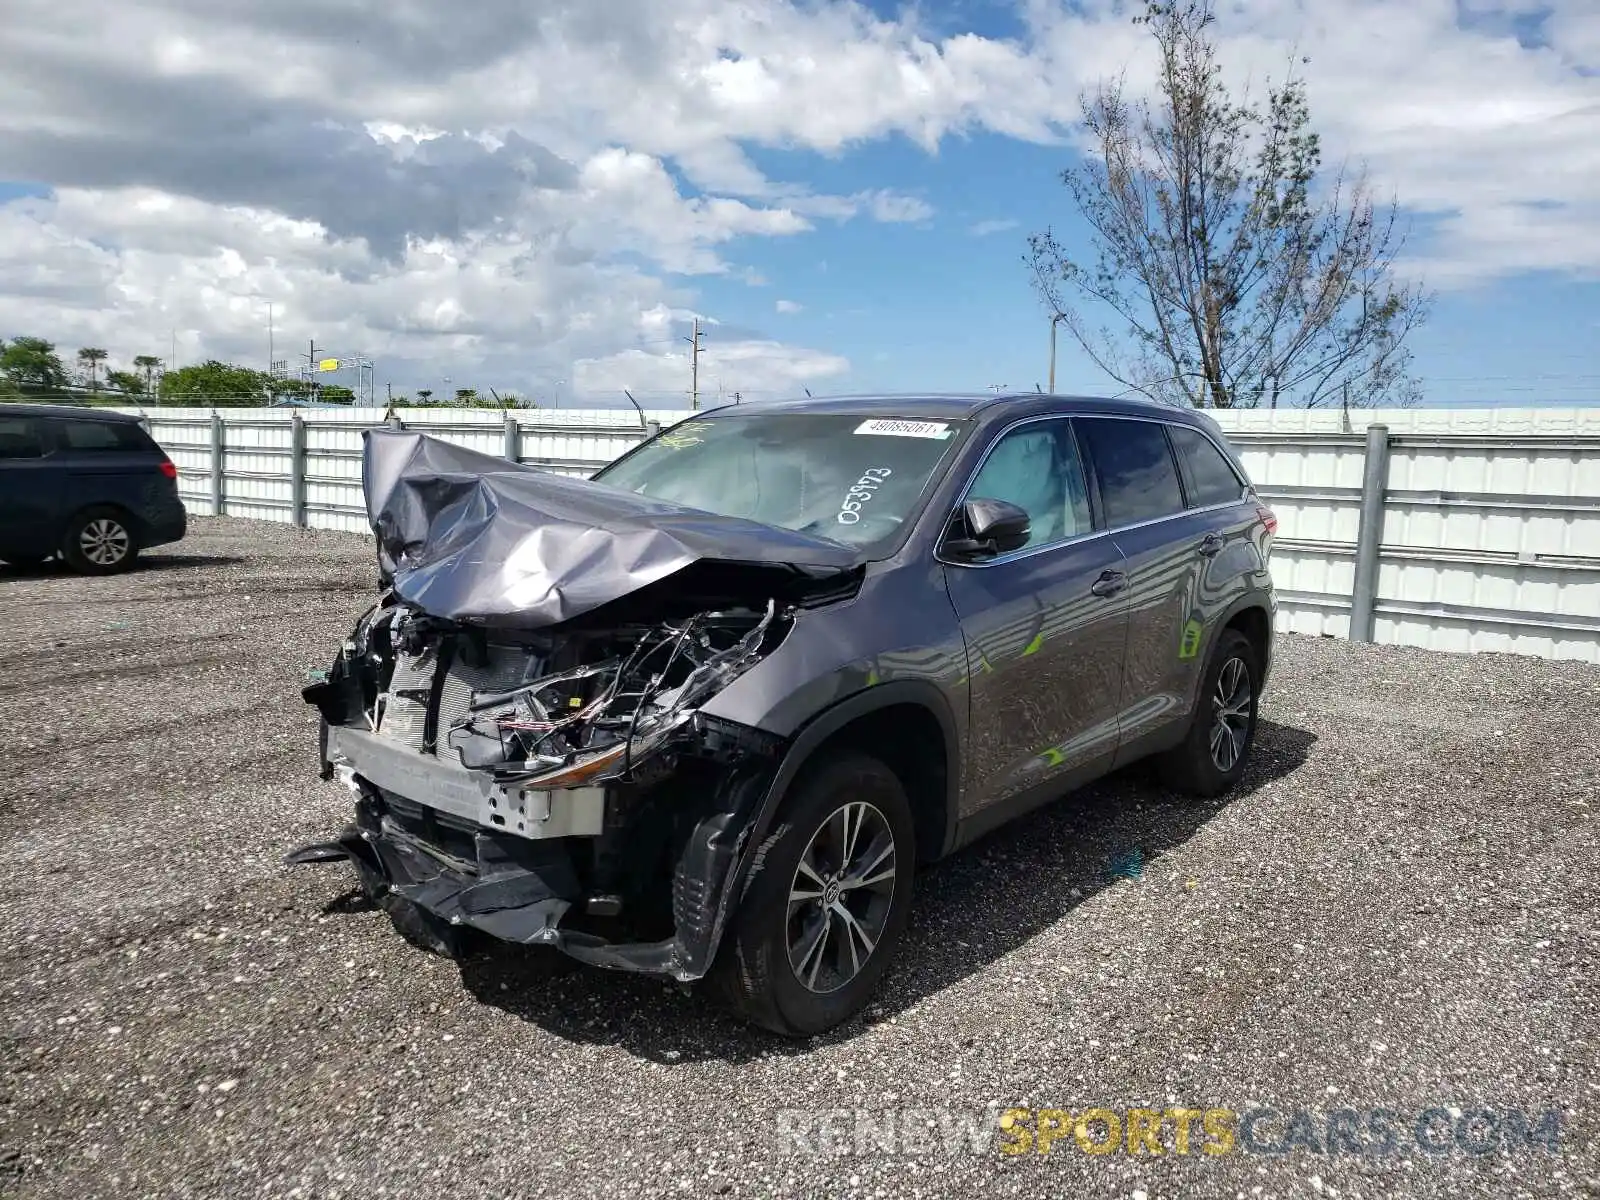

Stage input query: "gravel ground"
[{"left": 1, "top": 517, "right": 1596, "bottom": 1200}]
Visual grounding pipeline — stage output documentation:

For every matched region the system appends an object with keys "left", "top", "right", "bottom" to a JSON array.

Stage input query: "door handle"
[
  {"left": 1090, "top": 569, "right": 1127, "bottom": 598},
  {"left": 1198, "top": 533, "right": 1224, "bottom": 558}
]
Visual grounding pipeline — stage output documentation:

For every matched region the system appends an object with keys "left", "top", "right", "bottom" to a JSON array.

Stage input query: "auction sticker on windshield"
[{"left": 854, "top": 418, "right": 953, "bottom": 439}]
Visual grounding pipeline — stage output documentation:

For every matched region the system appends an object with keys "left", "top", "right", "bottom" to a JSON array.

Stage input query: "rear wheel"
[
  {"left": 61, "top": 506, "right": 139, "bottom": 574},
  {"left": 711, "top": 752, "right": 915, "bottom": 1037},
  {"left": 1159, "top": 627, "right": 1260, "bottom": 797}
]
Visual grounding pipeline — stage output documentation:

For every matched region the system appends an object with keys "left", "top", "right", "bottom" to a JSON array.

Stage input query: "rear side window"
[
  {"left": 1076, "top": 417, "right": 1186, "bottom": 527},
  {"left": 0, "top": 416, "right": 48, "bottom": 459},
  {"left": 60, "top": 419, "right": 148, "bottom": 451},
  {"left": 1169, "top": 425, "right": 1246, "bottom": 507}
]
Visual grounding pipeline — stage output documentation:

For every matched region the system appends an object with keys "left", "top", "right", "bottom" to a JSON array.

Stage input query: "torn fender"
[{"left": 364, "top": 429, "right": 860, "bottom": 628}]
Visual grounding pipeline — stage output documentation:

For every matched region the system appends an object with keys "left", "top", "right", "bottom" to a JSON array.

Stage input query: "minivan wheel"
[
  {"left": 61, "top": 506, "right": 139, "bottom": 574},
  {"left": 710, "top": 753, "right": 916, "bottom": 1037},
  {"left": 1159, "top": 627, "right": 1260, "bottom": 798}
]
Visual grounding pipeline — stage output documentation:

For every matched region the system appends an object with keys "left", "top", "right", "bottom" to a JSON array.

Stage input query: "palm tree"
[
  {"left": 416, "top": 388, "right": 433, "bottom": 404},
  {"left": 77, "top": 347, "right": 108, "bottom": 392},
  {"left": 133, "top": 355, "right": 161, "bottom": 395}
]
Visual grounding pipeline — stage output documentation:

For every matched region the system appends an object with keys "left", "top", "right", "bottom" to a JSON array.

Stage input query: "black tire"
[
  {"left": 60, "top": 506, "right": 140, "bottom": 575},
  {"left": 1159, "top": 627, "right": 1261, "bottom": 797},
  {"left": 710, "top": 752, "right": 916, "bottom": 1037}
]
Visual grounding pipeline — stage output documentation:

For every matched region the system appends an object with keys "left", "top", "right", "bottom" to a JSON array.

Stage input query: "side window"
[
  {"left": 0, "top": 416, "right": 47, "bottom": 460},
  {"left": 61, "top": 420, "right": 143, "bottom": 451},
  {"left": 963, "top": 420, "right": 1092, "bottom": 550},
  {"left": 1076, "top": 417, "right": 1186, "bottom": 527},
  {"left": 1169, "top": 425, "right": 1246, "bottom": 508}
]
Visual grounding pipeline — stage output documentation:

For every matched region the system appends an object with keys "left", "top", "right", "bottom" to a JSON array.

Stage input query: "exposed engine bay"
[
  {"left": 358, "top": 594, "right": 782, "bottom": 788},
  {"left": 295, "top": 588, "right": 801, "bottom": 978}
]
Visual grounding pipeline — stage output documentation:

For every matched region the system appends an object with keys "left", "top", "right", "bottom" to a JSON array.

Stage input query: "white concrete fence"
[{"left": 116, "top": 404, "right": 1600, "bottom": 664}]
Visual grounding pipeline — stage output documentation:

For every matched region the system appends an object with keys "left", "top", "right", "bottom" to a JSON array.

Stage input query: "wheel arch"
[{"left": 741, "top": 680, "right": 960, "bottom": 888}]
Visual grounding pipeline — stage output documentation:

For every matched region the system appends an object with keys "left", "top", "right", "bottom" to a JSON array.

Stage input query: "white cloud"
[
  {"left": 969, "top": 218, "right": 1020, "bottom": 237},
  {"left": 0, "top": 0, "right": 1595, "bottom": 402},
  {"left": 775, "top": 299, "right": 803, "bottom": 314}
]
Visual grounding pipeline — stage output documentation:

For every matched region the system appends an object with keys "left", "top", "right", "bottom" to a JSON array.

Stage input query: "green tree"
[
  {"left": 133, "top": 355, "right": 162, "bottom": 394},
  {"left": 1, "top": 337, "right": 68, "bottom": 391},
  {"left": 268, "top": 376, "right": 313, "bottom": 403},
  {"left": 158, "top": 360, "right": 274, "bottom": 407},
  {"left": 105, "top": 368, "right": 145, "bottom": 395},
  {"left": 77, "top": 347, "right": 108, "bottom": 392},
  {"left": 1027, "top": 0, "right": 1429, "bottom": 408},
  {"left": 415, "top": 388, "right": 433, "bottom": 404},
  {"left": 319, "top": 384, "right": 356, "bottom": 404},
  {"left": 453, "top": 387, "right": 479, "bottom": 405}
]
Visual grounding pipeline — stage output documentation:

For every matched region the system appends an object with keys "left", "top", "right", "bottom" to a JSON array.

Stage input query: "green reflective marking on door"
[{"left": 1179, "top": 618, "right": 1203, "bottom": 660}]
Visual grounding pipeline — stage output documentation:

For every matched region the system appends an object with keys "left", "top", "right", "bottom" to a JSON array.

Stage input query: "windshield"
[{"left": 592, "top": 412, "right": 968, "bottom": 548}]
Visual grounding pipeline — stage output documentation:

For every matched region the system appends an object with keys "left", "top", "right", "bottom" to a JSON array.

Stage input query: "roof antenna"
[
  {"left": 804, "top": 387, "right": 813, "bottom": 398},
  {"left": 1035, "top": 382, "right": 1043, "bottom": 393},
  {"left": 623, "top": 389, "right": 648, "bottom": 431}
]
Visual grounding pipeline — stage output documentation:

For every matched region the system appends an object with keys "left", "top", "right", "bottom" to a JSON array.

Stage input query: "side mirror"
[{"left": 943, "top": 497, "right": 1031, "bottom": 561}]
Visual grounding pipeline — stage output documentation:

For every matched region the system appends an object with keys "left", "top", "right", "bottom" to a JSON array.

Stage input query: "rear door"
[
  {"left": 0, "top": 414, "right": 67, "bottom": 557},
  {"left": 1074, "top": 416, "right": 1253, "bottom": 761},
  {"left": 54, "top": 416, "right": 160, "bottom": 524},
  {"left": 943, "top": 417, "right": 1130, "bottom": 816}
]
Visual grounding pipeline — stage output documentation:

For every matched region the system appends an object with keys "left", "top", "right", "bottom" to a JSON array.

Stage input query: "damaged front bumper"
[
  {"left": 289, "top": 599, "right": 790, "bottom": 982},
  {"left": 290, "top": 721, "right": 777, "bottom": 981}
]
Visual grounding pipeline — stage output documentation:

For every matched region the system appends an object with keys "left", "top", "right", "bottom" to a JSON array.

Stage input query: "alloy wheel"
[
  {"left": 786, "top": 801, "right": 897, "bottom": 994},
  {"left": 80, "top": 518, "right": 131, "bottom": 567},
  {"left": 1209, "top": 656, "right": 1253, "bottom": 772}
]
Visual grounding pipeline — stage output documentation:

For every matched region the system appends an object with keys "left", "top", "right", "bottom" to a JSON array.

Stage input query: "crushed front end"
[
  {"left": 294, "top": 593, "right": 791, "bottom": 980},
  {"left": 286, "top": 429, "right": 866, "bottom": 980}
]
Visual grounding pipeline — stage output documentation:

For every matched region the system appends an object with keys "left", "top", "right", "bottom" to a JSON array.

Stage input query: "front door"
[{"left": 942, "top": 418, "right": 1129, "bottom": 818}]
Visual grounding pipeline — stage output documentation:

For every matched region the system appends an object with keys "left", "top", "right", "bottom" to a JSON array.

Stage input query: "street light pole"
[{"left": 1048, "top": 313, "right": 1066, "bottom": 394}]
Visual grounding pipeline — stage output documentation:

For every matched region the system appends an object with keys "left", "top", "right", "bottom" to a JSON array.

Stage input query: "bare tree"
[{"left": 1028, "top": 0, "right": 1430, "bottom": 408}]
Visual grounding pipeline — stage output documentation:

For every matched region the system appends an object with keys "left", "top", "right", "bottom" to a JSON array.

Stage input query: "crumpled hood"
[{"left": 364, "top": 428, "right": 860, "bottom": 628}]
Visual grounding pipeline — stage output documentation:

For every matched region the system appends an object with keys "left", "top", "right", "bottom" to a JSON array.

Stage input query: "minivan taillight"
[
  {"left": 158, "top": 460, "right": 177, "bottom": 480},
  {"left": 1257, "top": 505, "right": 1278, "bottom": 535}
]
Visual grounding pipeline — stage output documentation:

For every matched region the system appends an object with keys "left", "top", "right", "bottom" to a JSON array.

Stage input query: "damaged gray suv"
[{"left": 291, "top": 393, "right": 1277, "bottom": 1036}]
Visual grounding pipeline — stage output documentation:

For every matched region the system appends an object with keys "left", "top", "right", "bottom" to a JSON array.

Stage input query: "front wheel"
[
  {"left": 710, "top": 753, "right": 916, "bottom": 1037},
  {"left": 61, "top": 506, "right": 139, "bottom": 574},
  {"left": 1159, "top": 627, "right": 1261, "bottom": 797}
]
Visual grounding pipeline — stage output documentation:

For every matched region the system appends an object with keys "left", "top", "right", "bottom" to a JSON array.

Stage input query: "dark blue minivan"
[{"left": 0, "top": 403, "right": 187, "bottom": 573}]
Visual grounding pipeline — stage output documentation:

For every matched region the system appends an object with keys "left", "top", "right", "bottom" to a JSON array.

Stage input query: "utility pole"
[
  {"left": 685, "top": 317, "right": 701, "bottom": 410},
  {"left": 1048, "top": 313, "right": 1065, "bottom": 393}
]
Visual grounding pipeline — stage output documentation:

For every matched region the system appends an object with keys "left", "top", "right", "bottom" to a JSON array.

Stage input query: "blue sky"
[{"left": 1, "top": 0, "right": 1597, "bottom": 408}]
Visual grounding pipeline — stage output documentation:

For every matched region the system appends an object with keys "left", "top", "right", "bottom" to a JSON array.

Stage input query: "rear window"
[
  {"left": 0, "top": 415, "right": 48, "bottom": 459},
  {"left": 1076, "top": 417, "right": 1186, "bottom": 527},
  {"left": 60, "top": 419, "right": 150, "bottom": 452},
  {"left": 1169, "top": 425, "right": 1246, "bottom": 508}
]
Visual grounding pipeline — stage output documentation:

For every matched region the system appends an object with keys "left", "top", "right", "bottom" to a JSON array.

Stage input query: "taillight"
[
  {"left": 158, "top": 460, "right": 177, "bottom": 480},
  {"left": 1257, "top": 505, "right": 1278, "bottom": 535}
]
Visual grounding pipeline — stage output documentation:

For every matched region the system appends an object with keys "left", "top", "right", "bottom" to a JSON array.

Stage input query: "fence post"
[
  {"left": 645, "top": 419, "right": 661, "bottom": 439},
  {"left": 209, "top": 411, "right": 225, "bottom": 516},
  {"left": 1348, "top": 422, "right": 1390, "bottom": 643},
  {"left": 290, "top": 412, "right": 307, "bottom": 528},
  {"left": 503, "top": 413, "right": 521, "bottom": 463}
]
